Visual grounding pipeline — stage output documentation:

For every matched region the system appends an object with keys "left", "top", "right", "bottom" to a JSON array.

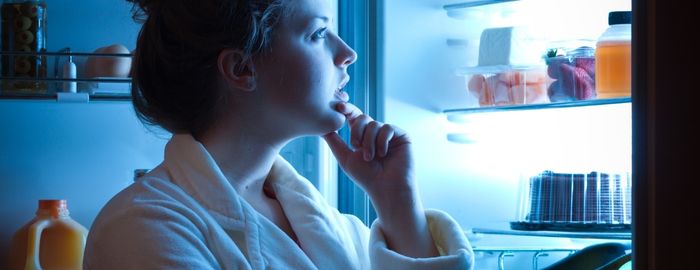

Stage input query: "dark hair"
[{"left": 126, "top": 0, "right": 284, "bottom": 135}]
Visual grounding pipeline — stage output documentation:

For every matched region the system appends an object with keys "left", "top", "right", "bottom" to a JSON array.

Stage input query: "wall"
[
  {"left": 0, "top": 100, "right": 169, "bottom": 266},
  {"left": 45, "top": 0, "right": 141, "bottom": 53},
  {"left": 0, "top": 1, "right": 144, "bottom": 266}
]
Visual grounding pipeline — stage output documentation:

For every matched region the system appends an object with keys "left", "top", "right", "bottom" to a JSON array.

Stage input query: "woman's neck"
[{"left": 196, "top": 118, "right": 288, "bottom": 199}]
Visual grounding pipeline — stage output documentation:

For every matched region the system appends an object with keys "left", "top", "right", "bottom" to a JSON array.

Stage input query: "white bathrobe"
[{"left": 84, "top": 134, "right": 473, "bottom": 270}]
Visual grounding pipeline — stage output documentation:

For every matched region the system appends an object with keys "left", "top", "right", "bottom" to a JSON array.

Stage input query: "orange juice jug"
[
  {"left": 595, "top": 11, "right": 632, "bottom": 99},
  {"left": 8, "top": 200, "right": 88, "bottom": 270}
]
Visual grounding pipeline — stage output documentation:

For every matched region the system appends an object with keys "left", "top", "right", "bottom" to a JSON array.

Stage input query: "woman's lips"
[
  {"left": 335, "top": 77, "right": 350, "bottom": 102},
  {"left": 335, "top": 88, "right": 349, "bottom": 102}
]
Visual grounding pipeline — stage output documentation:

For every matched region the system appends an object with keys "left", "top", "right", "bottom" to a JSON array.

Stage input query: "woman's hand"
[
  {"left": 322, "top": 102, "right": 439, "bottom": 258},
  {"left": 322, "top": 102, "right": 415, "bottom": 199}
]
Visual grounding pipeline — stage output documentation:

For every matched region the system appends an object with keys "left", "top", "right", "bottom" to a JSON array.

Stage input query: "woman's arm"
[{"left": 323, "top": 102, "right": 439, "bottom": 258}]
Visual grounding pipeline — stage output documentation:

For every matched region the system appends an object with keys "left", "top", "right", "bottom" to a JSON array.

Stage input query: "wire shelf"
[{"left": 1, "top": 49, "right": 132, "bottom": 102}]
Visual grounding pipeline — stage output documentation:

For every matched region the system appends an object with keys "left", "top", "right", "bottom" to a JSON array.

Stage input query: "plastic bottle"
[
  {"left": 8, "top": 200, "right": 88, "bottom": 270},
  {"left": 62, "top": 55, "right": 77, "bottom": 93},
  {"left": 595, "top": 11, "right": 632, "bottom": 99}
]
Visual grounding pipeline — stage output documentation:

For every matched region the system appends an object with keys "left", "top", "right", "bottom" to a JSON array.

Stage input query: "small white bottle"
[{"left": 63, "top": 55, "right": 77, "bottom": 93}]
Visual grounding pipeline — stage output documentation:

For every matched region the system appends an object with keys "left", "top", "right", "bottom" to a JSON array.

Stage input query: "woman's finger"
[
  {"left": 336, "top": 102, "right": 363, "bottom": 122},
  {"left": 376, "top": 124, "right": 395, "bottom": 158},
  {"left": 362, "top": 121, "right": 381, "bottom": 161},
  {"left": 322, "top": 132, "right": 352, "bottom": 164},
  {"left": 350, "top": 114, "right": 372, "bottom": 148}
]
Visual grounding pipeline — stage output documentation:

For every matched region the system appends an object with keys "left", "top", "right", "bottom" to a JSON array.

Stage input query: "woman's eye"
[{"left": 312, "top": 27, "right": 327, "bottom": 40}]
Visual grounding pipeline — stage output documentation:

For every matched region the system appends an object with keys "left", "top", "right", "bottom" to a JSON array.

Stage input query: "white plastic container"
[{"left": 462, "top": 26, "right": 550, "bottom": 107}]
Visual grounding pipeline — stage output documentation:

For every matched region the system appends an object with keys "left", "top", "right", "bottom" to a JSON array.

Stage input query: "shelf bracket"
[{"left": 57, "top": 92, "right": 89, "bottom": 103}]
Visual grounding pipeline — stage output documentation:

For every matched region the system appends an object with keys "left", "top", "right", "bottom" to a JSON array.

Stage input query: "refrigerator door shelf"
[{"left": 1, "top": 50, "right": 133, "bottom": 101}]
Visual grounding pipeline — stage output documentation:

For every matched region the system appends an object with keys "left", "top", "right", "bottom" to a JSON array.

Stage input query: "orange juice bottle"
[
  {"left": 595, "top": 11, "right": 632, "bottom": 99},
  {"left": 8, "top": 200, "right": 88, "bottom": 270}
]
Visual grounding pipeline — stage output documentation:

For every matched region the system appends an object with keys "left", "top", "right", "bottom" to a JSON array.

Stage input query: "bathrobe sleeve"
[
  {"left": 354, "top": 209, "right": 474, "bottom": 270},
  {"left": 270, "top": 155, "right": 474, "bottom": 270}
]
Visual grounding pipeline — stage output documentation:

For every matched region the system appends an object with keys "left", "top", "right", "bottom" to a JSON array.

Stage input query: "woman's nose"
[{"left": 335, "top": 37, "right": 357, "bottom": 68}]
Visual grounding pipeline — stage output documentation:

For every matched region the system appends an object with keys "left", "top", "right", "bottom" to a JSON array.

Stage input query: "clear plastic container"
[
  {"left": 461, "top": 65, "right": 551, "bottom": 107},
  {"left": 545, "top": 45, "right": 597, "bottom": 102},
  {"left": 595, "top": 11, "right": 632, "bottom": 99},
  {"left": 513, "top": 170, "right": 632, "bottom": 232}
]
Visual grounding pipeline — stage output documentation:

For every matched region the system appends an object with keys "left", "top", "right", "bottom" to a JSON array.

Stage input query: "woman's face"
[{"left": 253, "top": 0, "right": 357, "bottom": 137}]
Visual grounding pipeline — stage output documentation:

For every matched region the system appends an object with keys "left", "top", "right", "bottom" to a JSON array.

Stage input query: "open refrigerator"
[
  {"left": 336, "top": 0, "right": 634, "bottom": 269},
  {"left": 0, "top": 0, "right": 646, "bottom": 269}
]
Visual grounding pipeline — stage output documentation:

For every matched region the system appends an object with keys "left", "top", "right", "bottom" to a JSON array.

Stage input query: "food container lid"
[
  {"left": 609, "top": 11, "right": 631, "bottom": 25},
  {"left": 455, "top": 64, "right": 545, "bottom": 76}
]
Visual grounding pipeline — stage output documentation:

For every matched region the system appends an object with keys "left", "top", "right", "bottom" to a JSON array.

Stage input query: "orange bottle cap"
[
  {"left": 37, "top": 200, "right": 69, "bottom": 218},
  {"left": 38, "top": 199, "right": 67, "bottom": 210}
]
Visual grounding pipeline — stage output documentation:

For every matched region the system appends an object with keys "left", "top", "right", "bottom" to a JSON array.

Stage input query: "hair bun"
[{"left": 126, "top": 0, "right": 158, "bottom": 21}]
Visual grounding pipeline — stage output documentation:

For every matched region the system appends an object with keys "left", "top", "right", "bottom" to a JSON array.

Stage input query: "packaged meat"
[{"left": 464, "top": 66, "right": 550, "bottom": 107}]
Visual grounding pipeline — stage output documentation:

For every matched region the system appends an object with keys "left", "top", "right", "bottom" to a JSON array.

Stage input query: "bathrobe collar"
[
  {"left": 163, "top": 133, "right": 247, "bottom": 222},
  {"left": 161, "top": 133, "right": 358, "bottom": 269}
]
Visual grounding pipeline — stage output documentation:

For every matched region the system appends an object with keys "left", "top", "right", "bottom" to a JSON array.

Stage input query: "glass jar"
[{"left": 1, "top": 0, "right": 47, "bottom": 93}]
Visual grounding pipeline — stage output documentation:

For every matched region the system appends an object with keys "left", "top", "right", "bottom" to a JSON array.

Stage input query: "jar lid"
[
  {"left": 568, "top": 46, "right": 595, "bottom": 57},
  {"left": 609, "top": 11, "right": 632, "bottom": 25}
]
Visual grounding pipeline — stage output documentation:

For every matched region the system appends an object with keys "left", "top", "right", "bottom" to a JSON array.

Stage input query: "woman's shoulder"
[
  {"left": 90, "top": 173, "right": 210, "bottom": 235},
  {"left": 84, "top": 174, "right": 221, "bottom": 269}
]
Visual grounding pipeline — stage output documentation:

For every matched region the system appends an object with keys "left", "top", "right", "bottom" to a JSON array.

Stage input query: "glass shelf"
[
  {"left": 444, "top": 0, "right": 519, "bottom": 19},
  {"left": 1, "top": 50, "right": 132, "bottom": 101},
  {"left": 472, "top": 227, "right": 632, "bottom": 240},
  {"left": 444, "top": 97, "right": 630, "bottom": 118}
]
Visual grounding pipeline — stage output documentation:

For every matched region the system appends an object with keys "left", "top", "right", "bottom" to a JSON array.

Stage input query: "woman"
[{"left": 83, "top": 0, "right": 474, "bottom": 269}]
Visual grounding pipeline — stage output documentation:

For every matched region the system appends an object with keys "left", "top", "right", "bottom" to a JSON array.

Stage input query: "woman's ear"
[{"left": 217, "top": 49, "right": 256, "bottom": 91}]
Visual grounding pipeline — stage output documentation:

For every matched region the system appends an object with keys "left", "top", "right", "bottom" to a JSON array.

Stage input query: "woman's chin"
[{"left": 314, "top": 112, "right": 346, "bottom": 135}]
